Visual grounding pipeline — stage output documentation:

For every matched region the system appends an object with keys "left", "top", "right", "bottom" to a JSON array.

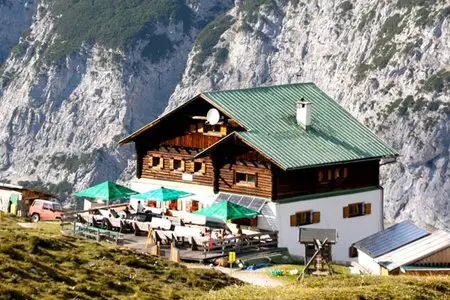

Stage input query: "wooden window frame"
[
  {"left": 150, "top": 155, "right": 163, "bottom": 169},
  {"left": 290, "top": 211, "right": 320, "bottom": 226},
  {"left": 193, "top": 161, "right": 206, "bottom": 175},
  {"left": 203, "top": 124, "right": 222, "bottom": 137},
  {"left": 234, "top": 171, "right": 257, "bottom": 187},
  {"left": 170, "top": 158, "right": 185, "bottom": 172},
  {"left": 343, "top": 202, "right": 372, "bottom": 218}
]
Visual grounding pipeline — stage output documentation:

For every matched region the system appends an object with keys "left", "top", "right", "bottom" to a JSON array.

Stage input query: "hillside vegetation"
[
  {"left": 0, "top": 217, "right": 240, "bottom": 299},
  {"left": 195, "top": 274, "right": 450, "bottom": 300},
  {"left": 44, "top": 0, "right": 193, "bottom": 62}
]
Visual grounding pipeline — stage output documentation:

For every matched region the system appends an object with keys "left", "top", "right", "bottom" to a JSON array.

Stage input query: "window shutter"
[
  {"left": 343, "top": 206, "right": 350, "bottom": 218},
  {"left": 169, "top": 159, "right": 174, "bottom": 170},
  {"left": 181, "top": 160, "right": 185, "bottom": 172},
  {"left": 201, "top": 162, "right": 206, "bottom": 174},
  {"left": 186, "top": 161, "right": 193, "bottom": 173},
  {"left": 364, "top": 203, "right": 372, "bottom": 215},
  {"left": 312, "top": 212, "right": 321, "bottom": 224},
  {"left": 159, "top": 157, "right": 164, "bottom": 169},
  {"left": 189, "top": 123, "right": 197, "bottom": 133},
  {"left": 290, "top": 214, "right": 297, "bottom": 227},
  {"left": 197, "top": 123, "right": 204, "bottom": 133},
  {"left": 220, "top": 125, "right": 227, "bottom": 136},
  {"left": 343, "top": 167, "right": 348, "bottom": 178}
]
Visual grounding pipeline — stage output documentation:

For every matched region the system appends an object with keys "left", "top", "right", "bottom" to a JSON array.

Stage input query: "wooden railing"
[{"left": 193, "top": 231, "right": 278, "bottom": 253}]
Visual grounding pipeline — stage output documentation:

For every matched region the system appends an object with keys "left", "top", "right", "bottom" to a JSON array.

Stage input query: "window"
[
  {"left": 318, "top": 167, "right": 348, "bottom": 184},
  {"left": 205, "top": 124, "right": 221, "bottom": 133},
  {"left": 189, "top": 200, "right": 199, "bottom": 212},
  {"left": 169, "top": 200, "right": 178, "bottom": 210},
  {"left": 349, "top": 245, "right": 358, "bottom": 258},
  {"left": 170, "top": 158, "right": 185, "bottom": 172},
  {"left": 343, "top": 202, "right": 372, "bottom": 218},
  {"left": 43, "top": 202, "right": 52, "bottom": 210},
  {"left": 235, "top": 172, "right": 257, "bottom": 186},
  {"left": 173, "top": 159, "right": 182, "bottom": 170},
  {"left": 189, "top": 123, "right": 198, "bottom": 133},
  {"left": 290, "top": 211, "right": 320, "bottom": 226},
  {"left": 52, "top": 203, "right": 62, "bottom": 211},
  {"left": 151, "top": 156, "right": 163, "bottom": 169},
  {"left": 193, "top": 161, "right": 206, "bottom": 174}
]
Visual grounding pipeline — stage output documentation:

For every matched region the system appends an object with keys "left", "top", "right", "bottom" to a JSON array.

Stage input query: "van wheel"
[{"left": 31, "top": 213, "right": 40, "bottom": 223}]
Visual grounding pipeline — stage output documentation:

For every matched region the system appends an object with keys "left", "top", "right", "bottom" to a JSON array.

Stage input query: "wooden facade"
[
  {"left": 141, "top": 147, "right": 214, "bottom": 187},
  {"left": 414, "top": 247, "right": 450, "bottom": 265},
  {"left": 272, "top": 160, "right": 380, "bottom": 200},
  {"left": 134, "top": 96, "right": 382, "bottom": 200}
]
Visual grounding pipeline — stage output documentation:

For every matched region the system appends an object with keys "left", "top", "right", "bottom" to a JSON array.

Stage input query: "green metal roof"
[{"left": 202, "top": 83, "right": 397, "bottom": 170}]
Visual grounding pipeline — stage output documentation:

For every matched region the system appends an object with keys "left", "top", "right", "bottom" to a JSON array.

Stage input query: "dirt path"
[{"left": 185, "top": 264, "right": 285, "bottom": 287}]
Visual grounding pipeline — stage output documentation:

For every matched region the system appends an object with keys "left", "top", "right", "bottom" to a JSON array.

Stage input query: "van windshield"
[{"left": 52, "top": 203, "right": 63, "bottom": 211}]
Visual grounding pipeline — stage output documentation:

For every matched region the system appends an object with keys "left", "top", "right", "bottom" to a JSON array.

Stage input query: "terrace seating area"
[{"left": 62, "top": 205, "right": 279, "bottom": 263}]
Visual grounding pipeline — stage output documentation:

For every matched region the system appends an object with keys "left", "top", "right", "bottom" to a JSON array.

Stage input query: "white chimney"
[{"left": 296, "top": 101, "right": 312, "bottom": 129}]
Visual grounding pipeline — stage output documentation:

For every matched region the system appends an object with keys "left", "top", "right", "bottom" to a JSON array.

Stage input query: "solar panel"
[
  {"left": 229, "top": 194, "right": 242, "bottom": 204},
  {"left": 260, "top": 203, "right": 275, "bottom": 217},
  {"left": 239, "top": 196, "right": 254, "bottom": 207},
  {"left": 248, "top": 198, "right": 266, "bottom": 212},
  {"left": 217, "top": 193, "right": 231, "bottom": 201},
  {"left": 353, "top": 221, "right": 429, "bottom": 258}
]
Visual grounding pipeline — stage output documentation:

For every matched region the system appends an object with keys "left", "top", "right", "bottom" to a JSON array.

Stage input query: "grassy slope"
[
  {"left": 195, "top": 275, "right": 450, "bottom": 300},
  {"left": 0, "top": 217, "right": 241, "bottom": 300}
]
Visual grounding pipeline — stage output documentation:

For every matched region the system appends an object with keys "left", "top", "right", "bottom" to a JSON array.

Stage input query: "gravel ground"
[{"left": 186, "top": 264, "right": 285, "bottom": 287}]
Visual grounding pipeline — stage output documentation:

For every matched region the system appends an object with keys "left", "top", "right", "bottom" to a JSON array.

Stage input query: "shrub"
[
  {"left": 372, "top": 44, "right": 397, "bottom": 69},
  {"left": 423, "top": 69, "right": 450, "bottom": 93},
  {"left": 338, "top": 1, "right": 353, "bottom": 15},
  {"left": 141, "top": 34, "right": 174, "bottom": 63},
  {"left": 192, "top": 14, "right": 234, "bottom": 72},
  {"left": 358, "top": 8, "right": 376, "bottom": 31},
  {"left": 45, "top": 0, "right": 193, "bottom": 62},
  {"left": 412, "top": 97, "right": 426, "bottom": 111},
  {"left": 214, "top": 47, "right": 229, "bottom": 65}
]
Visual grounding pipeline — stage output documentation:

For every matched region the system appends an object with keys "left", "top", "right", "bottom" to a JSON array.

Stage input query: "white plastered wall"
[
  {"left": 275, "top": 189, "right": 383, "bottom": 263},
  {"left": 357, "top": 250, "right": 382, "bottom": 275}
]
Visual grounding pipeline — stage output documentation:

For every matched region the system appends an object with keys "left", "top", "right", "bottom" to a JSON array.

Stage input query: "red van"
[{"left": 29, "top": 200, "right": 63, "bottom": 222}]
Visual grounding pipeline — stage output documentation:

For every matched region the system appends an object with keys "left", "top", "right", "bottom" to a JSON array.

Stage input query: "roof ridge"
[{"left": 203, "top": 82, "right": 315, "bottom": 95}]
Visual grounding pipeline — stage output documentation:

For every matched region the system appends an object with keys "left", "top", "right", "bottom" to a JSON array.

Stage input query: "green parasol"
[
  {"left": 131, "top": 187, "right": 193, "bottom": 202},
  {"left": 194, "top": 201, "right": 259, "bottom": 221},
  {"left": 74, "top": 181, "right": 137, "bottom": 206}
]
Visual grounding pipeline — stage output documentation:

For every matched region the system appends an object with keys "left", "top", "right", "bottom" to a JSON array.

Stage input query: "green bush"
[
  {"left": 141, "top": 34, "right": 174, "bottom": 63},
  {"left": 192, "top": 14, "right": 234, "bottom": 73},
  {"left": 338, "top": 1, "right": 353, "bottom": 15},
  {"left": 355, "top": 63, "right": 370, "bottom": 82},
  {"left": 397, "top": 95, "right": 414, "bottom": 116},
  {"left": 358, "top": 8, "right": 376, "bottom": 31},
  {"left": 371, "top": 14, "right": 404, "bottom": 69},
  {"left": 423, "top": 70, "right": 450, "bottom": 93},
  {"left": 412, "top": 97, "right": 426, "bottom": 111},
  {"left": 214, "top": 47, "right": 229, "bottom": 65},
  {"left": 45, "top": 0, "right": 193, "bottom": 62},
  {"left": 415, "top": 7, "right": 432, "bottom": 27}
]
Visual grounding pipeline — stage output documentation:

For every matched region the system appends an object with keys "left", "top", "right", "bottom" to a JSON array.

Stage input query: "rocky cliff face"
[
  {"left": 0, "top": 0, "right": 233, "bottom": 196},
  {"left": 168, "top": 0, "right": 450, "bottom": 229},
  {"left": 0, "top": 0, "right": 37, "bottom": 63},
  {"left": 0, "top": 0, "right": 448, "bottom": 228}
]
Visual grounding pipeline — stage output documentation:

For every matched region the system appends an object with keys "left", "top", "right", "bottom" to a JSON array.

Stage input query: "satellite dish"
[{"left": 206, "top": 108, "right": 220, "bottom": 125}]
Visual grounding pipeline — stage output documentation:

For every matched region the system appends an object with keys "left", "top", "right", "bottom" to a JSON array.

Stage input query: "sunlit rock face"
[{"left": 0, "top": 0, "right": 448, "bottom": 229}]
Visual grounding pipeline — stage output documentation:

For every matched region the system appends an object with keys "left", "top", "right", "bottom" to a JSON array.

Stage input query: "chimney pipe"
[{"left": 296, "top": 100, "right": 312, "bottom": 129}]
